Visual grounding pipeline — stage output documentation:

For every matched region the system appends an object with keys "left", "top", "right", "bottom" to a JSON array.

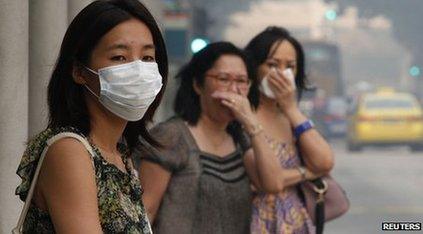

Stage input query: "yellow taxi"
[{"left": 347, "top": 88, "right": 423, "bottom": 151}]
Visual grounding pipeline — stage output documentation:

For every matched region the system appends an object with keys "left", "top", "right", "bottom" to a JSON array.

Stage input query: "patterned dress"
[
  {"left": 15, "top": 127, "right": 151, "bottom": 234},
  {"left": 251, "top": 136, "right": 315, "bottom": 234}
]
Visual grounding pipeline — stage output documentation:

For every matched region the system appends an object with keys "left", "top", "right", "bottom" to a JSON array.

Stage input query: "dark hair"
[
  {"left": 47, "top": 0, "right": 168, "bottom": 152},
  {"left": 245, "top": 26, "right": 310, "bottom": 99},
  {"left": 174, "top": 41, "right": 259, "bottom": 125}
]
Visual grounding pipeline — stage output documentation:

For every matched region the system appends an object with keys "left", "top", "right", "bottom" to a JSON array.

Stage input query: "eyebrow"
[
  {"left": 106, "top": 43, "right": 130, "bottom": 51},
  {"left": 143, "top": 44, "right": 155, "bottom": 50},
  {"left": 268, "top": 58, "right": 296, "bottom": 64},
  {"left": 106, "top": 43, "right": 155, "bottom": 51}
]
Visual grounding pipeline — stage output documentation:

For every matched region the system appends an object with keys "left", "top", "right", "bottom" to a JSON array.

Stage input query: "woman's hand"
[
  {"left": 211, "top": 91, "right": 258, "bottom": 130},
  {"left": 305, "top": 167, "right": 325, "bottom": 181},
  {"left": 267, "top": 68, "right": 298, "bottom": 113}
]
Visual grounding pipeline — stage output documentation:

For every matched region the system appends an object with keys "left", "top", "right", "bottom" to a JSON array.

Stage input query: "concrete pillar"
[
  {"left": 68, "top": 0, "right": 92, "bottom": 23},
  {"left": 29, "top": 0, "right": 68, "bottom": 137},
  {"left": 0, "top": 0, "right": 29, "bottom": 232},
  {"left": 140, "top": 0, "right": 172, "bottom": 123},
  {"left": 141, "top": 0, "right": 164, "bottom": 28}
]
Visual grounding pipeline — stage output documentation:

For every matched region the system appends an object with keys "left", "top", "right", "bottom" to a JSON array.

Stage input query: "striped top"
[
  {"left": 199, "top": 150, "right": 246, "bottom": 183},
  {"left": 135, "top": 117, "right": 252, "bottom": 234}
]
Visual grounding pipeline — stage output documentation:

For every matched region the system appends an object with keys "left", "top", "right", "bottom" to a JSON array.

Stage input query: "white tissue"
[
  {"left": 282, "top": 68, "right": 296, "bottom": 89},
  {"left": 259, "top": 68, "right": 296, "bottom": 99}
]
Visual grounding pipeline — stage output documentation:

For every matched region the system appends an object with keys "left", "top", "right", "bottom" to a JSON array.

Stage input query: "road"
[{"left": 324, "top": 140, "right": 423, "bottom": 234}]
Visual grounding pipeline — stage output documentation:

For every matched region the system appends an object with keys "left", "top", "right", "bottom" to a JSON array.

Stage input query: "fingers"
[
  {"left": 215, "top": 91, "right": 248, "bottom": 114},
  {"left": 221, "top": 98, "right": 245, "bottom": 119},
  {"left": 268, "top": 70, "right": 291, "bottom": 89},
  {"left": 268, "top": 76, "right": 290, "bottom": 95},
  {"left": 221, "top": 98, "right": 236, "bottom": 109},
  {"left": 212, "top": 91, "right": 243, "bottom": 104},
  {"left": 217, "top": 91, "right": 257, "bottom": 126},
  {"left": 267, "top": 70, "right": 296, "bottom": 97}
]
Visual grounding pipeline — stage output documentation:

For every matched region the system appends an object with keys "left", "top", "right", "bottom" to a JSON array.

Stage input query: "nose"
[{"left": 227, "top": 82, "right": 242, "bottom": 94}]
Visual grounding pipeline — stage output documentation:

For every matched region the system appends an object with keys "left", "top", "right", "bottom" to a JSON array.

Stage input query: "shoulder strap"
[
  {"left": 12, "top": 132, "right": 95, "bottom": 234},
  {"left": 295, "top": 141, "right": 326, "bottom": 234}
]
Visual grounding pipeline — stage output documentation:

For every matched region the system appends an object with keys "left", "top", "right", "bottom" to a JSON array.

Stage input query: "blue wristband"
[{"left": 294, "top": 120, "right": 314, "bottom": 139}]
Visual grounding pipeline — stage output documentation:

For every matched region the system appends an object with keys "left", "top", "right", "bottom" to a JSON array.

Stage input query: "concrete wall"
[
  {"left": 0, "top": 1, "right": 29, "bottom": 232},
  {"left": 0, "top": 0, "right": 94, "bottom": 232},
  {"left": 29, "top": 0, "right": 68, "bottom": 138}
]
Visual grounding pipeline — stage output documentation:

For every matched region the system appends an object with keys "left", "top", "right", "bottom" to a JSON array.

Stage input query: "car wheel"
[
  {"left": 347, "top": 142, "right": 361, "bottom": 152},
  {"left": 410, "top": 144, "right": 423, "bottom": 152}
]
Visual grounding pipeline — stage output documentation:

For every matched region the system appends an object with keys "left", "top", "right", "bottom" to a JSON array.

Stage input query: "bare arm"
[
  {"left": 38, "top": 138, "right": 102, "bottom": 234},
  {"left": 213, "top": 90, "right": 318, "bottom": 193},
  {"left": 242, "top": 128, "right": 286, "bottom": 193},
  {"left": 285, "top": 108, "right": 334, "bottom": 174},
  {"left": 267, "top": 68, "right": 334, "bottom": 174},
  {"left": 138, "top": 160, "right": 171, "bottom": 223},
  {"left": 244, "top": 148, "right": 321, "bottom": 193}
]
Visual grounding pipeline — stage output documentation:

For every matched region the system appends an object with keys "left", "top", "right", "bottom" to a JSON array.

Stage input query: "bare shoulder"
[
  {"left": 44, "top": 137, "right": 93, "bottom": 170},
  {"left": 243, "top": 148, "right": 256, "bottom": 166},
  {"left": 37, "top": 138, "right": 102, "bottom": 231},
  {"left": 39, "top": 137, "right": 96, "bottom": 190}
]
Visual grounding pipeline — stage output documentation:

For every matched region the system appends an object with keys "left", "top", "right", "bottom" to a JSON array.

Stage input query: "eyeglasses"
[{"left": 206, "top": 72, "right": 251, "bottom": 89}]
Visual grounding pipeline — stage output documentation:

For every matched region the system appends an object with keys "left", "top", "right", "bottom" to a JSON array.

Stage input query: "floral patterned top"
[
  {"left": 15, "top": 127, "right": 151, "bottom": 234},
  {"left": 250, "top": 136, "right": 315, "bottom": 234}
]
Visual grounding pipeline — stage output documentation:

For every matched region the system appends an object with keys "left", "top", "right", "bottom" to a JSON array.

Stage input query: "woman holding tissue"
[
  {"left": 136, "top": 42, "right": 292, "bottom": 234},
  {"left": 245, "top": 26, "right": 335, "bottom": 234}
]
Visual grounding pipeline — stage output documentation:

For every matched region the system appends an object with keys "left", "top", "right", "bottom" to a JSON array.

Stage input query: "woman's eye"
[
  {"left": 111, "top": 55, "right": 126, "bottom": 62},
  {"left": 142, "top": 56, "right": 155, "bottom": 62},
  {"left": 288, "top": 64, "right": 296, "bottom": 70},
  {"left": 267, "top": 61, "right": 278, "bottom": 68}
]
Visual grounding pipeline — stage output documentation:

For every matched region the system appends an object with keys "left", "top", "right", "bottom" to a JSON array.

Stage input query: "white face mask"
[
  {"left": 259, "top": 67, "right": 295, "bottom": 99},
  {"left": 84, "top": 60, "right": 163, "bottom": 121}
]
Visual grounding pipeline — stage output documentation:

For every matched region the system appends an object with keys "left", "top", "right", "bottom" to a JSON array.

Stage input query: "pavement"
[{"left": 324, "top": 140, "right": 423, "bottom": 234}]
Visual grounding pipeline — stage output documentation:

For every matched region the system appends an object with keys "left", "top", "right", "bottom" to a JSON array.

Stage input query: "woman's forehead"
[
  {"left": 211, "top": 54, "right": 247, "bottom": 73},
  {"left": 97, "top": 19, "right": 154, "bottom": 51},
  {"left": 268, "top": 40, "right": 296, "bottom": 61}
]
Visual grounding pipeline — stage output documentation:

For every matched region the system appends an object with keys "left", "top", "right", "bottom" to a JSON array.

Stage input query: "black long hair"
[
  {"left": 174, "top": 41, "right": 259, "bottom": 125},
  {"left": 47, "top": 0, "right": 168, "bottom": 152},
  {"left": 174, "top": 41, "right": 259, "bottom": 145},
  {"left": 245, "top": 26, "right": 310, "bottom": 99}
]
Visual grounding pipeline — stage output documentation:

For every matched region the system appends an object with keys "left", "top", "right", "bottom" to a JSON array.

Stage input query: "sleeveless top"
[
  {"left": 15, "top": 127, "right": 151, "bottom": 234},
  {"left": 250, "top": 136, "right": 315, "bottom": 234},
  {"left": 134, "top": 117, "right": 252, "bottom": 234}
]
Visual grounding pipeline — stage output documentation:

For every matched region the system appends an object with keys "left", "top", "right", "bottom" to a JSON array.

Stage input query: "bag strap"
[
  {"left": 312, "top": 178, "right": 327, "bottom": 234},
  {"left": 12, "top": 132, "right": 95, "bottom": 234},
  {"left": 315, "top": 198, "right": 325, "bottom": 234},
  {"left": 295, "top": 141, "right": 326, "bottom": 234}
]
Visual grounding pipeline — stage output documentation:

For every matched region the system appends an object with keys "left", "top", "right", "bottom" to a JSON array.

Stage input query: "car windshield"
[{"left": 364, "top": 98, "right": 416, "bottom": 109}]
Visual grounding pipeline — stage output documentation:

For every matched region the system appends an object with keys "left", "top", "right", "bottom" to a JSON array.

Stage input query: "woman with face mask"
[
  {"left": 14, "top": 0, "right": 167, "bottom": 233},
  {"left": 245, "top": 27, "right": 335, "bottom": 234},
  {"left": 135, "top": 42, "right": 288, "bottom": 234}
]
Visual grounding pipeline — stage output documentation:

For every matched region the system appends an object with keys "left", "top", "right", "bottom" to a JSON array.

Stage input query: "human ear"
[
  {"left": 72, "top": 63, "right": 87, "bottom": 85},
  {"left": 193, "top": 79, "right": 202, "bottom": 95}
]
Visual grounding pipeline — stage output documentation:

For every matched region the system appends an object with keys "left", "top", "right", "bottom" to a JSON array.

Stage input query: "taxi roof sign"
[{"left": 376, "top": 87, "right": 395, "bottom": 93}]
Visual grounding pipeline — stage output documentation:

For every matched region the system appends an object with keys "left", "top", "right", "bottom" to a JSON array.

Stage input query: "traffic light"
[
  {"left": 191, "top": 7, "right": 210, "bottom": 54},
  {"left": 409, "top": 66, "right": 421, "bottom": 77},
  {"left": 325, "top": 10, "right": 337, "bottom": 21},
  {"left": 190, "top": 38, "right": 209, "bottom": 53}
]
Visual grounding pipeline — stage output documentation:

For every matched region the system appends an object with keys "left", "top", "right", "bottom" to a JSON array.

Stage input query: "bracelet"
[
  {"left": 246, "top": 124, "right": 263, "bottom": 137},
  {"left": 293, "top": 120, "right": 314, "bottom": 139},
  {"left": 296, "top": 166, "right": 307, "bottom": 182}
]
